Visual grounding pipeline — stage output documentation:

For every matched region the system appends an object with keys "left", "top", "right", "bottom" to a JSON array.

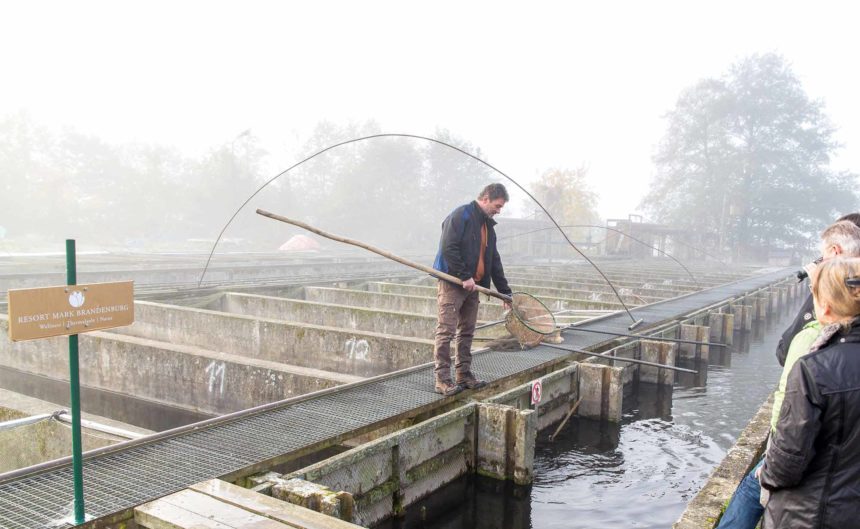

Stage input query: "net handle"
[{"left": 257, "top": 209, "right": 513, "bottom": 302}]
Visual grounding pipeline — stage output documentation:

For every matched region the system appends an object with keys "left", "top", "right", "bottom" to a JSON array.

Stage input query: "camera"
[{"left": 796, "top": 256, "right": 824, "bottom": 282}]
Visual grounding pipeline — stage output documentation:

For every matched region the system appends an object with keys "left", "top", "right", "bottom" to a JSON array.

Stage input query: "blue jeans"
[{"left": 716, "top": 459, "right": 764, "bottom": 528}]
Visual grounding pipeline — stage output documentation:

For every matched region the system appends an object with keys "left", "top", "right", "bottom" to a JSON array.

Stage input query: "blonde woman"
[{"left": 758, "top": 257, "right": 860, "bottom": 528}]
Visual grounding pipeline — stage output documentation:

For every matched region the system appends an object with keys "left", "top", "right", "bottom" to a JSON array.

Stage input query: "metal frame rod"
[
  {"left": 0, "top": 413, "right": 54, "bottom": 432},
  {"left": 474, "top": 307, "right": 611, "bottom": 331},
  {"left": 56, "top": 413, "right": 144, "bottom": 440},
  {"left": 559, "top": 324, "right": 728, "bottom": 348},
  {"left": 541, "top": 343, "right": 698, "bottom": 374}
]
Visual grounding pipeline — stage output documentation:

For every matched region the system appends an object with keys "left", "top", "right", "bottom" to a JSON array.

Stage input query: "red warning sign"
[{"left": 531, "top": 380, "right": 542, "bottom": 405}]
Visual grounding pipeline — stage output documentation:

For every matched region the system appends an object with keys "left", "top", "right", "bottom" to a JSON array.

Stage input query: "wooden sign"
[{"left": 8, "top": 281, "right": 134, "bottom": 341}]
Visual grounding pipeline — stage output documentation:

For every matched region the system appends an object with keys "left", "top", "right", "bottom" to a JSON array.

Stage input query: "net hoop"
[{"left": 504, "top": 291, "right": 557, "bottom": 347}]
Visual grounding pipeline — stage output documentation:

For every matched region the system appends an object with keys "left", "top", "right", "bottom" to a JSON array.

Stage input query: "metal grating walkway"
[{"left": 0, "top": 269, "right": 792, "bottom": 528}]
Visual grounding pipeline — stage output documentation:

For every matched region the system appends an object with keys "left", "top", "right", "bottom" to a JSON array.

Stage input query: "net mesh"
[{"left": 504, "top": 292, "right": 556, "bottom": 347}]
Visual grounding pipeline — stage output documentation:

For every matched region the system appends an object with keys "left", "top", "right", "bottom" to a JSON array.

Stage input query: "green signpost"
[
  {"left": 66, "top": 239, "right": 86, "bottom": 524},
  {"left": 6, "top": 241, "right": 135, "bottom": 525}
]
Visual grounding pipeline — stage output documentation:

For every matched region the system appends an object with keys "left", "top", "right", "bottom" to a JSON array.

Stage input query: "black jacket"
[
  {"left": 760, "top": 318, "right": 860, "bottom": 528},
  {"left": 432, "top": 201, "right": 511, "bottom": 295},
  {"left": 776, "top": 293, "right": 815, "bottom": 366}
]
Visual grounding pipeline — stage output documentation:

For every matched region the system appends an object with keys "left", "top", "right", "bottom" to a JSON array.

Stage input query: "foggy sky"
[{"left": 2, "top": 0, "right": 857, "bottom": 220}]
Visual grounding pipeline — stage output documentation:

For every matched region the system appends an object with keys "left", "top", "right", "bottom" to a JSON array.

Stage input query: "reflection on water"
[
  {"left": 378, "top": 475, "right": 531, "bottom": 529},
  {"left": 395, "top": 299, "right": 796, "bottom": 529}
]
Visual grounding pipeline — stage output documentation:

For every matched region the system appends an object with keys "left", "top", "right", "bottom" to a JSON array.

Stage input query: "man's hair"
[
  {"left": 478, "top": 183, "right": 509, "bottom": 202},
  {"left": 811, "top": 256, "right": 860, "bottom": 323},
  {"left": 837, "top": 212, "right": 860, "bottom": 228},
  {"left": 821, "top": 220, "right": 860, "bottom": 257}
]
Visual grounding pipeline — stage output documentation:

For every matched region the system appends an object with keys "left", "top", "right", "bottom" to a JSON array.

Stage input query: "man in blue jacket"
[{"left": 432, "top": 183, "right": 513, "bottom": 396}]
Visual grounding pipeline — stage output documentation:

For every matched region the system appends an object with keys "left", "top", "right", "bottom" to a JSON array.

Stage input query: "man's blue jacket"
[{"left": 432, "top": 201, "right": 512, "bottom": 295}]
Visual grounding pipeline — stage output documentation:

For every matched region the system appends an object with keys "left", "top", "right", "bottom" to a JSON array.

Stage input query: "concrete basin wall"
[
  {"left": 0, "top": 412, "right": 119, "bottom": 473},
  {"left": 507, "top": 283, "right": 660, "bottom": 305},
  {"left": 0, "top": 316, "right": 357, "bottom": 415},
  {"left": 114, "top": 301, "right": 434, "bottom": 376},
  {"left": 367, "top": 281, "right": 633, "bottom": 311},
  {"left": 417, "top": 274, "right": 694, "bottom": 298},
  {"left": 274, "top": 402, "right": 535, "bottom": 527},
  {"left": 304, "top": 287, "right": 507, "bottom": 320},
  {"left": 0, "top": 259, "right": 408, "bottom": 292},
  {"left": 281, "top": 405, "right": 477, "bottom": 527},
  {"left": 0, "top": 388, "right": 143, "bottom": 472},
  {"left": 486, "top": 364, "right": 580, "bottom": 430},
  {"left": 219, "top": 293, "right": 506, "bottom": 341},
  {"left": 506, "top": 273, "right": 701, "bottom": 294},
  {"left": 510, "top": 265, "right": 738, "bottom": 286}
]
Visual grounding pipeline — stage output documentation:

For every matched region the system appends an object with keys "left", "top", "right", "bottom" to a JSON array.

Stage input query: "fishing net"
[{"left": 504, "top": 292, "right": 557, "bottom": 348}]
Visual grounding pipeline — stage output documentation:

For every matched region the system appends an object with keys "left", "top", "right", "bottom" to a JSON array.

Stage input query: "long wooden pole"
[
  {"left": 257, "top": 208, "right": 513, "bottom": 303},
  {"left": 549, "top": 396, "right": 583, "bottom": 442}
]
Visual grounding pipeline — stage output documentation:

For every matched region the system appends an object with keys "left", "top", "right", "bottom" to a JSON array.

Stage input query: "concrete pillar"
[
  {"left": 576, "top": 363, "right": 623, "bottom": 423},
  {"left": 707, "top": 312, "right": 734, "bottom": 346},
  {"left": 761, "top": 289, "right": 772, "bottom": 316},
  {"left": 730, "top": 303, "right": 753, "bottom": 332},
  {"left": 749, "top": 295, "right": 763, "bottom": 322},
  {"left": 762, "top": 289, "right": 772, "bottom": 316},
  {"left": 737, "top": 296, "right": 750, "bottom": 320},
  {"left": 679, "top": 324, "right": 710, "bottom": 363},
  {"left": 510, "top": 409, "right": 536, "bottom": 485},
  {"left": 742, "top": 294, "right": 757, "bottom": 322},
  {"left": 767, "top": 289, "right": 779, "bottom": 315},
  {"left": 775, "top": 287, "right": 785, "bottom": 315},
  {"left": 476, "top": 403, "right": 536, "bottom": 485},
  {"left": 640, "top": 340, "right": 677, "bottom": 386}
]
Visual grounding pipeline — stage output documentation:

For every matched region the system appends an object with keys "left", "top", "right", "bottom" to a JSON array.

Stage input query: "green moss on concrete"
[
  {"left": 357, "top": 478, "right": 398, "bottom": 504},
  {"left": 403, "top": 443, "right": 467, "bottom": 485},
  {"left": 475, "top": 467, "right": 506, "bottom": 480}
]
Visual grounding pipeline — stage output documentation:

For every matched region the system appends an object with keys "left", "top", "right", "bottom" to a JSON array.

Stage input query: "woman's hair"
[{"left": 812, "top": 256, "right": 860, "bottom": 324}]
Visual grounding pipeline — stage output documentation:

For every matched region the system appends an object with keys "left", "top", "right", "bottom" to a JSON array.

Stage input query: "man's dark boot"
[
  {"left": 456, "top": 373, "right": 487, "bottom": 390},
  {"left": 435, "top": 380, "right": 463, "bottom": 396}
]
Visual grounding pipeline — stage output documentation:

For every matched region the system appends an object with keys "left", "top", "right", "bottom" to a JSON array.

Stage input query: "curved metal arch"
[{"left": 198, "top": 133, "right": 642, "bottom": 326}]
